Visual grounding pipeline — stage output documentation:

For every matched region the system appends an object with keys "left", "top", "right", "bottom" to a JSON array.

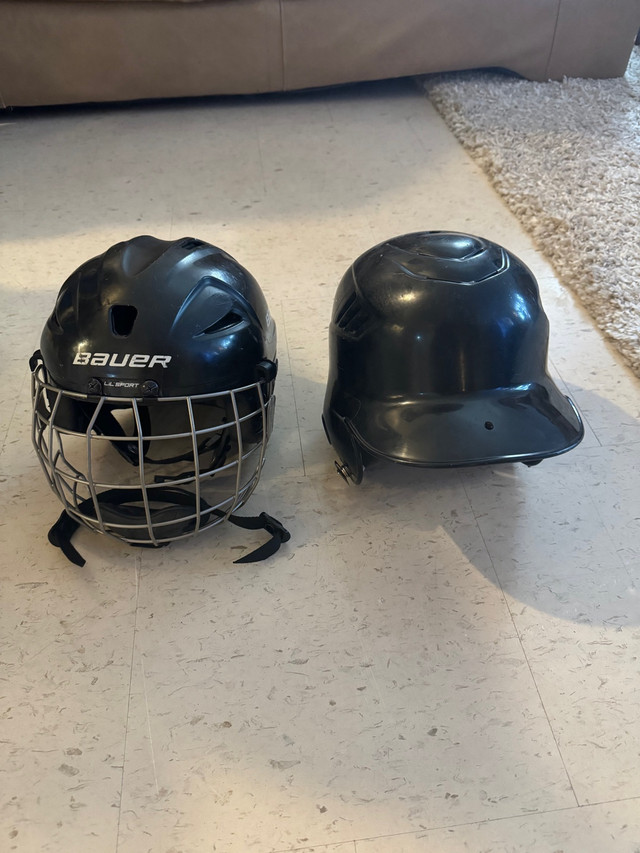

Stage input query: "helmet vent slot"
[
  {"left": 111, "top": 305, "right": 138, "bottom": 337},
  {"left": 336, "top": 293, "right": 370, "bottom": 338},
  {"left": 202, "top": 311, "right": 243, "bottom": 335},
  {"left": 53, "top": 289, "right": 73, "bottom": 330},
  {"left": 181, "top": 238, "right": 205, "bottom": 251}
]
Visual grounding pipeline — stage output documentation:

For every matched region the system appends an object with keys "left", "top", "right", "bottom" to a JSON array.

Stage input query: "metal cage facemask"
[{"left": 31, "top": 357, "right": 285, "bottom": 561}]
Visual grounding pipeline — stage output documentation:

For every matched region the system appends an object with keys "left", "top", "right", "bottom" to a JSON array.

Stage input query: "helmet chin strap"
[{"left": 47, "top": 489, "right": 290, "bottom": 567}]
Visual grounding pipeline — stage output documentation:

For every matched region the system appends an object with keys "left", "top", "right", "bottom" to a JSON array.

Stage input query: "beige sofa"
[{"left": 1, "top": 0, "right": 639, "bottom": 108}]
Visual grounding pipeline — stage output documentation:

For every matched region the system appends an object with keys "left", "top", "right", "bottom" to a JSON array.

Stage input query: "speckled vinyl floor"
[{"left": 1, "top": 79, "right": 640, "bottom": 853}]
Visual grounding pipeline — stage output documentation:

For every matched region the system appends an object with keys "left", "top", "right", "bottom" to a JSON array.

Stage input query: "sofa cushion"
[
  {"left": 0, "top": 0, "right": 284, "bottom": 106},
  {"left": 27, "top": 0, "right": 210, "bottom": 4}
]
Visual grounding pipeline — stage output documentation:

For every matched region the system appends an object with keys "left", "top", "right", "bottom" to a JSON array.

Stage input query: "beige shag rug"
[{"left": 423, "top": 48, "right": 640, "bottom": 377}]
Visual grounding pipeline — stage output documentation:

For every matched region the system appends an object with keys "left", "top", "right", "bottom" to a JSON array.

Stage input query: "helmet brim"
[{"left": 348, "top": 380, "right": 584, "bottom": 468}]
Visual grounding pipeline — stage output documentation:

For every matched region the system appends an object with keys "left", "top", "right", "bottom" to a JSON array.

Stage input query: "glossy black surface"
[
  {"left": 40, "top": 235, "right": 277, "bottom": 397},
  {"left": 323, "top": 231, "right": 584, "bottom": 481}
]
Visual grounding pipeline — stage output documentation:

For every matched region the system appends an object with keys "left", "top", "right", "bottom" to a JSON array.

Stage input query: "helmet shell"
[
  {"left": 41, "top": 235, "right": 276, "bottom": 398},
  {"left": 323, "top": 231, "right": 584, "bottom": 482}
]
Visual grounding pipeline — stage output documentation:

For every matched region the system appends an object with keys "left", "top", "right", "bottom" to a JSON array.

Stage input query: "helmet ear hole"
[{"left": 110, "top": 304, "right": 138, "bottom": 337}]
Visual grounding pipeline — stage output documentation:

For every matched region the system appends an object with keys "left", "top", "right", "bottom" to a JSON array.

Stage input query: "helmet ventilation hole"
[
  {"left": 111, "top": 304, "right": 138, "bottom": 337},
  {"left": 484, "top": 421, "right": 495, "bottom": 430},
  {"left": 336, "top": 293, "right": 371, "bottom": 338},
  {"left": 202, "top": 311, "right": 243, "bottom": 335},
  {"left": 180, "top": 238, "right": 205, "bottom": 251}
]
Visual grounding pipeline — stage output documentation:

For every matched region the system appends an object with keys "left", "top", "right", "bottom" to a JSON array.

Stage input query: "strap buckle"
[{"left": 258, "top": 512, "right": 291, "bottom": 543}]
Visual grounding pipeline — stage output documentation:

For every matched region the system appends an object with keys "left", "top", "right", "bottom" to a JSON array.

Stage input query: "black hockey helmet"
[
  {"left": 31, "top": 235, "right": 290, "bottom": 563},
  {"left": 322, "top": 231, "right": 584, "bottom": 483}
]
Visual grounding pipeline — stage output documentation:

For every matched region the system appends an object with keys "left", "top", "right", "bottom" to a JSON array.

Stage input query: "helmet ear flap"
[{"left": 322, "top": 411, "right": 364, "bottom": 485}]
